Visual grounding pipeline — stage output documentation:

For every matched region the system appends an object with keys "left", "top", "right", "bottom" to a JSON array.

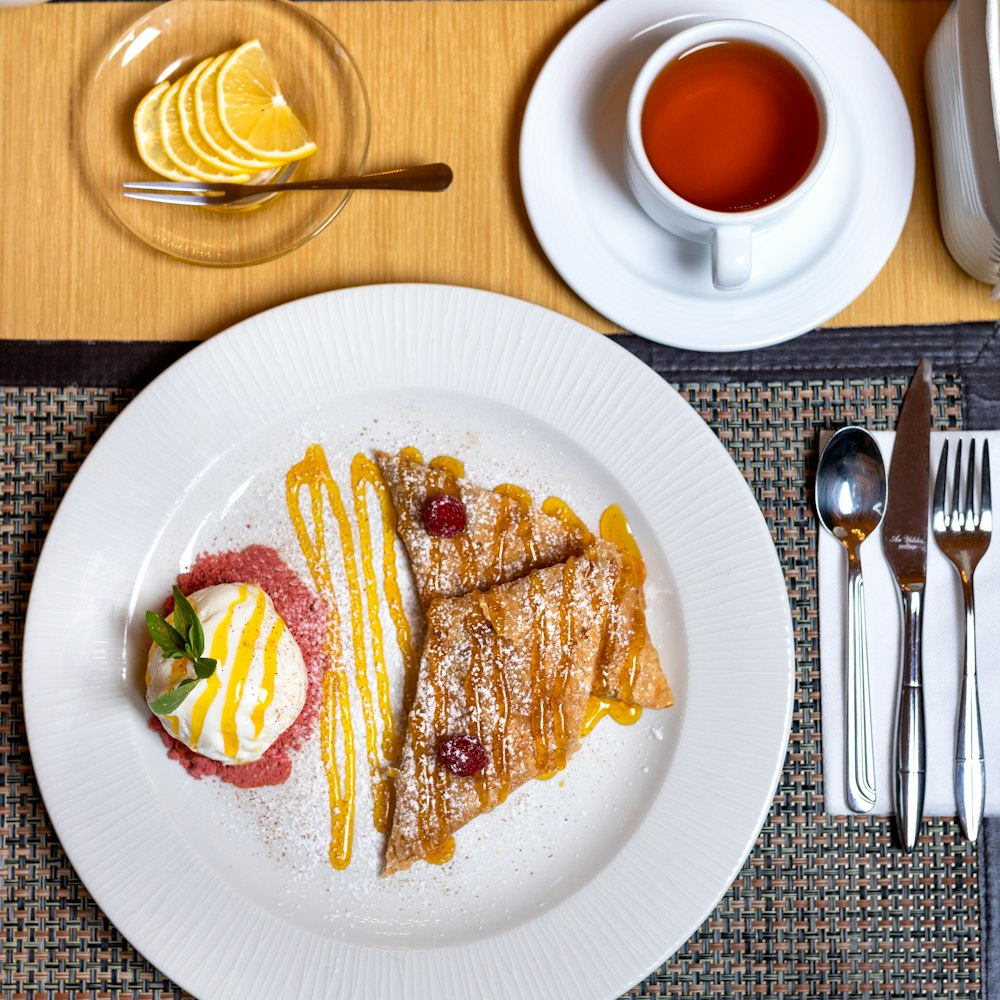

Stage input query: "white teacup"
[{"left": 624, "top": 19, "right": 836, "bottom": 291}]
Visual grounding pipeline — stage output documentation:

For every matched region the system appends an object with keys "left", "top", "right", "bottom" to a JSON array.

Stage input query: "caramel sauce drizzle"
[
  {"left": 281, "top": 446, "right": 648, "bottom": 869},
  {"left": 597, "top": 504, "right": 648, "bottom": 707},
  {"left": 526, "top": 572, "right": 549, "bottom": 772},
  {"left": 490, "top": 483, "right": 541, "bottom": 583},
  {"left": 465, "top": 605, "right": 511, "bottom": 808},
  {"left": 413, "top": 625, "right": 456, "bottom": 864}
]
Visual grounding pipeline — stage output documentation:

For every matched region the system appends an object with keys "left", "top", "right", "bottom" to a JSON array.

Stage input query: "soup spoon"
[{"left": 816, "top": 426, "right": 887, "bottom": 813}]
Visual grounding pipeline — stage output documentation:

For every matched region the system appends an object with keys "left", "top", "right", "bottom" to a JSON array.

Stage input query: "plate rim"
[{"left": 22, "top": 282, "right": 795, "bottom": 1000}]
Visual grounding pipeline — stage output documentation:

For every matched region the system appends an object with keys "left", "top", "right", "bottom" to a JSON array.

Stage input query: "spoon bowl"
[
  {"left": 817, "top": 427, "right": 888, "bottom": 541},
  {"left": 816, "top": 426, "right": 887, "bottom": 813}
]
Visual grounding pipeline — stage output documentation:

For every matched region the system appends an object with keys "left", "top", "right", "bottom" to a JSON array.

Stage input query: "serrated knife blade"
[{"left": 881, "top": 358, "right": 932, "bottom": 852}]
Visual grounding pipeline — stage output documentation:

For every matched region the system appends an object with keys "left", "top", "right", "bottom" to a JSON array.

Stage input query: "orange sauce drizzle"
[
  {"left": 220, "top": 587, "right": 267, "bottom": 758},
  {"left": 285, "top": 446, "right": 357, "bottom": 869},
  {"left": 189, "top": 588, "right": 242, "bottom": 752},
  {"left": 581, "top": 694, "right": 642, "bottom": 736},
  {"left": 543, "top": 496, "right": 642, "bottom": 734},
  {"left": 598, "top": 504, "right": 648, "bottom": 708},
  {"left": 541, "top": 496, "right": 595, "bottom": 546},
  {"left": 429, "top": 455, "right": 465, "bottom": 478},
  {"left": 350, "top": 458, "right": 396, "bottom": 778}
]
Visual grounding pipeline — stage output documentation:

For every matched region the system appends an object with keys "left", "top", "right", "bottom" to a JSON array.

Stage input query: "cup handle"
[{"left": 712, "top": 225, "right": 752, "bottom": 291}]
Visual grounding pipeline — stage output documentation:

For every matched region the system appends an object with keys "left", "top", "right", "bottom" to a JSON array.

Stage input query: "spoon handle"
[{"left": 846, "top": 551, "right": 877, "bottom": 812}]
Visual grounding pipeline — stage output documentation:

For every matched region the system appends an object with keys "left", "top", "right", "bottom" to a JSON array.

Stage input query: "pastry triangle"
[
  {"left": 383, "top": 551, "right": 618, "bottom": 875},
  {"left": 375, "top": 450, "right": 673, "bottom": 709}
]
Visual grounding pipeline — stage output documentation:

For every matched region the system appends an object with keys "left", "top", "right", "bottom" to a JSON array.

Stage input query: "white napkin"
[{"left": 820, "top": 430, "right": 1000, "bottom": 816}]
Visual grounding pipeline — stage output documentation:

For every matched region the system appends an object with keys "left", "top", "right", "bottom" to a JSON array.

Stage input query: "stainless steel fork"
[{"left": 932, "top": 439, "right": 993, "bottom": 842}]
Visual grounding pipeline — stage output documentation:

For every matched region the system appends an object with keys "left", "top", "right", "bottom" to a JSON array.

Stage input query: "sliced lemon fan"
[
  {"left": 216, "top": 40, "right": 317, "bottom": 163},
  {"left": 134, "top": 81, "right": 193, "bottom": 182},
  {"left": 160, "top": 77, "right": 254, "bottom": 183},
  {"left": 132, "top": 40, "right": 315, "bottom": 183},
  {"left": 177, "top": 57, "right": 252, "bottom": 179},
  {"left": 194, "top": 53, "right": 280, "bottom": 171}
]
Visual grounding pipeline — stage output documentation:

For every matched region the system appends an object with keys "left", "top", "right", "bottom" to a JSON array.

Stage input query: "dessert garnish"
[
  {"left": 133, "top": 39, "right": 316, "bottom": 184},
  {"left": 145, "top": 586, "right": 218, "bottom": 714},
  {"left": 146, "top": 583, "right": 307, "bottom": 765},
  {"left": 438, "top": 734, "right": 489, "bottom": 776},
  {"left": 422, "top": 494, "right": 467, "bottom": 537}
]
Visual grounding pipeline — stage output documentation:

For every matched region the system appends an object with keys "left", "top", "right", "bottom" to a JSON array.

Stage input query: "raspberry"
[
  {"left": 422, "top": 494, "right": 467, "bottom": 538},
  {"left": 438, "top": 734, "right": 489, "bottom": 776}
]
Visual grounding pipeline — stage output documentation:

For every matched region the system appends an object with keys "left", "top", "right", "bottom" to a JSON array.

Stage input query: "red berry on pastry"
[
  {"left": 438, "top": 734, "right": 489, "bottom": 776},
  {"left": 422, "top": 494, "right": 467, "bottom": 538}
]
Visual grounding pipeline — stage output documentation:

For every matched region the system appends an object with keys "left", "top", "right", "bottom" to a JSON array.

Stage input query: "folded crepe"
[
  {"left": 375, "top": 450, "right": 672, "bottom": 709},
  {"left": 384, "top": 551, "right": 618, "bottom": 875}
]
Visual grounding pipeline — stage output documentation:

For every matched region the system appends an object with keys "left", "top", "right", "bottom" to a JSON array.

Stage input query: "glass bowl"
[{"left": 82, "top": 0, "right": 370, "bottom": 266}]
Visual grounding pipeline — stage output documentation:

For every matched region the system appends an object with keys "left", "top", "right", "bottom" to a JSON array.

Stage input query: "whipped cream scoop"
[{"left": 146, "top": 583, "right": 307, "bottom": 764}]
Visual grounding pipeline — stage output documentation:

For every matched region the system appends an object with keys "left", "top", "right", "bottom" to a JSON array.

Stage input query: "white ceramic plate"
[
  {"left": 519, "top": 0, "right": 915, "bottom": 351},
  {"left": 23, "top": 284, "right": 794, "bottom": 1000}
]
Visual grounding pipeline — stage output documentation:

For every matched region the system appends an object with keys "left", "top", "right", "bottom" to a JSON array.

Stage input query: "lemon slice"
[
  {"left": 177, "top": 57, "right": 252, "bottom": 180},
  {"left": 134, "top": 81, "right": 195, "bottom": 181},
  {"left": 159, "top": 76, "right": 251, "bottom": 183},
  {"left": 194, "top": 53, "right": 280, "bottom": 171},
  {"left": 216, "top": 40, "right": 317, "bottom": 163}
]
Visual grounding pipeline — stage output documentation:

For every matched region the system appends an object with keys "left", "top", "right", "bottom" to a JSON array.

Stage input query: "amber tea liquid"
[{"left": 640, "top": 40, "right": 821, "bottom": 213}]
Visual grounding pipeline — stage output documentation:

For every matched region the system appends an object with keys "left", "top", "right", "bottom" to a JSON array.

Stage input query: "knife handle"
[{"left": 895, "top": 586, "right": 926, "bottom": 852}]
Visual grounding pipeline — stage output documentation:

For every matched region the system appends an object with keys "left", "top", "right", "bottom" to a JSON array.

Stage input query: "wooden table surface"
[{"left": 0, "top": 0, "right": 995, "bottom": 344}]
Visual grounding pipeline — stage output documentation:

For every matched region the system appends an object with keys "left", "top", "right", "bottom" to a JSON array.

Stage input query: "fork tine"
[
  {"left": 982, "top": 441, "right": 992, "bottom": 533},
  {"left": 966, "top": 439, "right": 978, "bottom": 527},
  {"left": 952, "top": 439, "right": 964, "bottom": 528},
  {"left": 122, "top": 181, "right": 217, "bottom": 192},
  {"left": 122, "top": 191, "right": 216, "bottom": 206},
  {"left": 934, "top": 440, "right": 950, "bottom": 531}
]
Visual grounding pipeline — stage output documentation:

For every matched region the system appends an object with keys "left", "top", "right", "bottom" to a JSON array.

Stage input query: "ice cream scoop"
[{"left": 146, "top": 583, "right": 307, "bottom": 764}]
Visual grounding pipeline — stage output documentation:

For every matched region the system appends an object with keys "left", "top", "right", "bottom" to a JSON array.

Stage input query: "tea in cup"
[{"left": 624, "top": 19, "right": 835, "bottom": 290}]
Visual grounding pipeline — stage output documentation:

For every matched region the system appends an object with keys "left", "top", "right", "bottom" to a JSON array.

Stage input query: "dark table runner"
[{"left": 3, "top": 325, "right": 999, "bottom": 998}]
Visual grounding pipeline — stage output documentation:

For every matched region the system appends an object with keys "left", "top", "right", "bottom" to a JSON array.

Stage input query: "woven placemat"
[{"left": 0, "top": 369, "right": 982, "bottom": 999}]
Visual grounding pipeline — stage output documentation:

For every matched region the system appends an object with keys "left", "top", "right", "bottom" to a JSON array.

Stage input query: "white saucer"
[{"left": 519, "top": 0, "right": 915, "bottom": 352}]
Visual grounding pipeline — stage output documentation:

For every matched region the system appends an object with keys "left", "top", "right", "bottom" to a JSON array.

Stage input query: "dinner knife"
[{"left": 881, "top": 359, "right": 932, "bottom": 852}]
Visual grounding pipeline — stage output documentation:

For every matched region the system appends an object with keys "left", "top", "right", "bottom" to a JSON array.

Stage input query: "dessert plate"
[
  {"left": 22, "top": 284, "right": 794, "bottom": 1000},
  {"left": 519, "top": 0, "right": 915, "bottom": 351}
]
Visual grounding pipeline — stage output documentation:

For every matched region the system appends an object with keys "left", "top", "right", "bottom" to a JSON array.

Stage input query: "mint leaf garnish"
[
  {"left": 193, "top": 656, "right": 218, "bottom": 679},
  {"left": 146, "top": 587, "right": 219, "bottom": 714},
  {"left": 150, "top": 678, "right": 200, "bottom": 715},
  {"left": 145, "top": 611, "right": 186, "bottom": 658},
  {"left": 171, "top": 586, "right": 197, "bottom": 643}
]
